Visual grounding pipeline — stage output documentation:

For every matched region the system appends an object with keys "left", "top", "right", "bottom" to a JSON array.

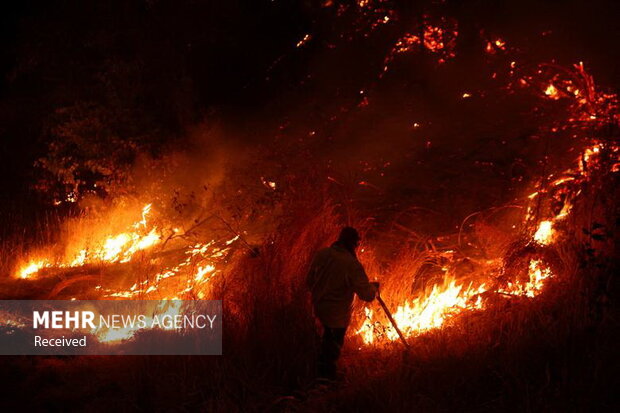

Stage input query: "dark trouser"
[{"left": 318, "top": 325, "right": 346, "bottom": 380}]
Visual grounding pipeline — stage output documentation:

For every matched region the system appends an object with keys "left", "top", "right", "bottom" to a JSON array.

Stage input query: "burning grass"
[
  {"left": 0, "top": 176, "right": 616, "bottom": 410},
  {"left": 0, "top": 163, "right": 617, "bottom": 410},
  {"left": 353, "top": 135, "right": 617, "bottom": 346}
]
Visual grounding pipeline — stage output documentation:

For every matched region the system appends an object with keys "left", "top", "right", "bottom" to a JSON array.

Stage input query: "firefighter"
[{"left": 306, "top": 227, "right": 379, "bottom": 380}]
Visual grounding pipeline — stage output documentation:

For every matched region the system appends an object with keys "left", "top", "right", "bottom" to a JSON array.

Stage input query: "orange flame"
[
  {"left": 357, "top": 278, "right": 487, "bottom": 344},
  {"left": 533, "top": 220, "right": 554, "bottom": 245},
  {"left": 499, "top": 259, "right": 553, "bottom": 298},
  {"left": 16, "top": 204, "right": 161, "bottom": 279}
]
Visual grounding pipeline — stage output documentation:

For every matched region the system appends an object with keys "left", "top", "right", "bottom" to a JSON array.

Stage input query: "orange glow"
[
  {"left": 544, "top": 84, "right": 560, "bottom": 99},
  {"left": 423, "top": 26, "right": 446, "bottom": 51},
  {"left": 486, "top": 38, "right": 506, "bottom": 53},
  {"left": 533, "top": 220, "right": 554, "bottom": 245},
  {"left": 393, "top": 34, "right": 421, "bottom": 54}
]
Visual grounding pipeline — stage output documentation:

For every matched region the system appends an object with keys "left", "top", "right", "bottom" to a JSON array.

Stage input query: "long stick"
[{"left": 376, "top": 293, "right": 410, "bottom": 348}]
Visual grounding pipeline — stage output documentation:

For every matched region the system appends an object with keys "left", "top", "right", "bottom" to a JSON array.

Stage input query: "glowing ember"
[
  {"left": 384, "top": 19, "right": 458, "bottom": 71},
  {"left": 296, "top": 34, "right": 311, "bottom": 48},
  {"left": 486, "top": 38, "right": 506, "bottom": 53},
  {"left": 581, "top": 144, "right": 601, "bottom": 171},
  {"left": 545, "top": 84, "right": 560, "bottom": 99},
  {"left": 261, "top": 177, "right": 277, "bottom": 190},
  {"left": 392, "top": 34, "right": 421, "bottom": 54}
]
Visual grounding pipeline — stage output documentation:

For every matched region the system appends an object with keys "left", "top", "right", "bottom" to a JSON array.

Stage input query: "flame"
[
  {"left": 100, "top": 235, "right": 237, "bottom": 299},
  {"left": 358, "top": 258, "right": 556, "bottom": 345},
  {"left": 534, "top": 220, "right": 554, "bottom": 245},
  {"left": 499, "top": 259, "right": 553, "bottom": 298},
  {"left": 136, "top": 203, "right": 151, "bottom": 228},
  {"left": 357, "top": 134, "right": 617, "bottom": 345},
  {"left": 16, "top": 203, "right": 161, "bottom": 279},
  {"left": 18, "top": 260, "right": 50, "bottom": 279},
  {"left": 357, "top": 279, "right": 487, "bottom": 344}
]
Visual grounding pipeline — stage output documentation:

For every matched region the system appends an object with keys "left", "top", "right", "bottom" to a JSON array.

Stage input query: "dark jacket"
[{"left": 306, "top": 244, "right": 377, "bottom": 328}]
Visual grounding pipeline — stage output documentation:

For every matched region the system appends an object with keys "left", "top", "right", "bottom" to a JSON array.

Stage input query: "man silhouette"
[{"left": 306, "top": 227, "right": 378, "bottom": 380}]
